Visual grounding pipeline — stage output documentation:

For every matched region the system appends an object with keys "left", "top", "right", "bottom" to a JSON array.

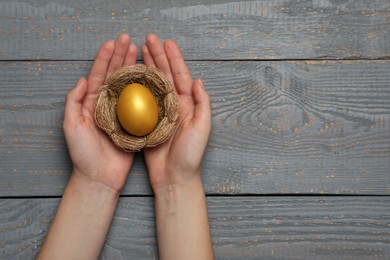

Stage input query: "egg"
[{"left": 116, "top": 83, "right": 159, "bottom": 137}]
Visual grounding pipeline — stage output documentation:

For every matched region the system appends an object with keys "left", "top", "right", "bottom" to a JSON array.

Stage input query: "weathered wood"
[
  {"left": 1, "top": 61, "right": 390, "bottom": 196},
  {"left": 0, "top": 0, "right": 389, "bottom": 60},
  {"left": 0, "top": 197, "right": 389, "bottom": 259}
]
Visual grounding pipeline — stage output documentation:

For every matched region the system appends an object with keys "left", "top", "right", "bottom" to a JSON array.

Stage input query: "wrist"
[
  {"left": 154, "top": 174, "right": 205, "bottom": 208},
  {"left": 153, "top": 172, "right": 214, "bottom": 260},
  {"left": 39, "top": 171, "right": 120, "bottom": 259},
  {"left": 69, "top": 170, "right": 121, "bottom": 200}
]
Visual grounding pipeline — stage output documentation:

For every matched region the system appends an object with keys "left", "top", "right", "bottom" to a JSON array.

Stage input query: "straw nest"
[{"left": 95, "top": 64, "right": 179, "bottom": 152}]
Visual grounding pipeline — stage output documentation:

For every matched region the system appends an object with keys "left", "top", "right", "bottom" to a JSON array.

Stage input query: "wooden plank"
[
  {"left": 0, "top": 197, "right": 389, "bottom": 259},
  {"left": 0, "top": 0, "right": 389, "bottom": 60},
  {"left": 1, "top": 61, "right": 390, "bottom": 196}
]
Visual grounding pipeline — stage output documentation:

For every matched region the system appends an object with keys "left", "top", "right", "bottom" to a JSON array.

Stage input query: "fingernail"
[
  {"left": 75, "top": 77, "right": 84, "bottom": 88},
  {"left": 198, "top": 78, "right": 204, "bottom": 90}
]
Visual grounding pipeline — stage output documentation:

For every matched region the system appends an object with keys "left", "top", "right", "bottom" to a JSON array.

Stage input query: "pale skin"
[{"left": 37, "top": 33, "right": 214, "bottom": 260}]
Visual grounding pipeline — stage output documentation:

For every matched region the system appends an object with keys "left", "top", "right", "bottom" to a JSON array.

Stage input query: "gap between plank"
[
  {"left": 1, "top": 194, "right": 390, "bottom": 200},
  {"left": 0, "top": 57, "right": 389, "bottom": 63}
]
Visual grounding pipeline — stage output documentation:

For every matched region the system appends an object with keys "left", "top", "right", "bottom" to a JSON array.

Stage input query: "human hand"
[
  {"left": 141, "top": 34, "right": 214, "bottom": 260},
  {"left": 141, "top": 34, "right": 212, "bottom": 194},
  {"left": 63, "top": 33, "right": 138, "bottom": 193},
  {"left": 38, "top": 34, "right": 139, "bottom": 259}
]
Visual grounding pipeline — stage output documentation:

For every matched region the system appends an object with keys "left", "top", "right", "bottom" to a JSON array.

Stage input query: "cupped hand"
[
  {"left": 63, "top": 34, "right": 138, "bottom": 193},
  {"left": 141, "top": 34, "right": 212, "bottom": 193}
]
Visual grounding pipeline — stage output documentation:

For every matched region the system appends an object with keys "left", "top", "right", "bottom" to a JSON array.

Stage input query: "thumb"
[
  {"left": 64, "top": 77, "right": 88, "bottom": 124},
  {"left": 192, "top": 78, "right": 212, "bottom": 131}
]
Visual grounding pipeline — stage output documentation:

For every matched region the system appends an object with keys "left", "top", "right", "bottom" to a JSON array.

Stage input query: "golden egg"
[{"left": 117, "top": 83, "right": 159, "bottom": 137}]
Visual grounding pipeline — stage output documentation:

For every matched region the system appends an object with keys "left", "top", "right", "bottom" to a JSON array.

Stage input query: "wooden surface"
[
  {"left": 1, "top": 60, "right": 390, "bottom": 196},
  {"left": 0, "top": 0, "right": 389, "bottom": 60},
  {"left": 1, "top": 197, "right": 390, "bottom": 259},
  {"left": 1, "top": 0, "right": 389, "bottom": 259}
]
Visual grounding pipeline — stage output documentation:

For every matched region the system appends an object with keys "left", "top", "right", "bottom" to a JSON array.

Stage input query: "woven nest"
[{"left": 95, "top": 64, "right": 179, "bottom": 152}]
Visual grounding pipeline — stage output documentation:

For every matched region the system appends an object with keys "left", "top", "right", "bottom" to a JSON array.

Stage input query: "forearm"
[
  {"left": 37, "top": 171, "right": 119, "bottom": 259},
  {"left": 154, "top": 175, "right": 214, "bottom": 260}
]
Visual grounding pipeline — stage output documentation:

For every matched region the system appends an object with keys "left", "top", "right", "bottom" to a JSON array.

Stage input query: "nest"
[{"left": 95, "top": 64, "right": 179, "bottom": 152}]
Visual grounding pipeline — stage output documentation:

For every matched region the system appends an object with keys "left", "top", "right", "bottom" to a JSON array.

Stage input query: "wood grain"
[
  {"left": 1, "top": 197, "right": 389, "bottom": 259},
  {"left": 1, "top": 1, "right": 389, "bottom": 259},
  {"left": 0, "top": 0, "right": 389, "bottom": 60},
  {"left": 1, "top": 61, "right": 389, "bottom": 196}
]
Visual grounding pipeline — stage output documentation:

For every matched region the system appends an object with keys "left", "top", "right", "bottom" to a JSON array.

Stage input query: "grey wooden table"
[{"left": 1, "top": 0, "right": 389, "bottom": 259}]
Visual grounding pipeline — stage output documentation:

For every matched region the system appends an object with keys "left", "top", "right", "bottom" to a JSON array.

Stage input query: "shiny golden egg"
[{"left": 116, "top": 83, "right": 159, "bottom": 137}]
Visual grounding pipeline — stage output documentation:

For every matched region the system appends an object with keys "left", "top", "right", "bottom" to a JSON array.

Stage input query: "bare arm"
[
  {"left": 37, "top": 34, "right": 137, "bottom": 259},
  {"left": 154, "top": 176, "right": 213, "bottom": 260},
  {"left": 37, "top": 174, "right": 119, "bottom": 259}
]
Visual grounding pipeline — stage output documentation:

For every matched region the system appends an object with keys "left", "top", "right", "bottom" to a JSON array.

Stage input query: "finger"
[
  {"left": 145, "top": 34, "right": 174, "bottom": 83},
  {"left": 64, "top": 77, "right": 88, "bottom": 124},
  {"left": 123, "top": 43, "right": 138, "bottom": 66},
  {"left": 164, "top": 39, "right": 192, "bottom": 95},
  {"left": 107, "top": 33, "right": 131, "bottom": 75},
  {"left": 87, "top": 40, "right": 115, "bottom": 94},
  {"left": 141, "top": 44, "right": 156, "bottom": 68},
  {"left": 192, "top": 79, "right": 212, "bottom": 129}
]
